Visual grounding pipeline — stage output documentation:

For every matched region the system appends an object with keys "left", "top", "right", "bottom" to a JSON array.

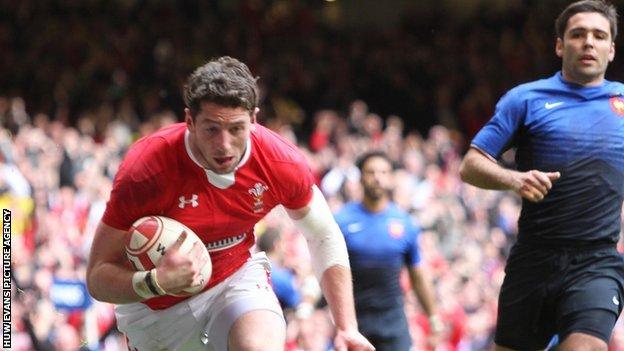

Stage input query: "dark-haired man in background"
[{"left": 335, "top": 151, "right": 441, "bottom": 351}]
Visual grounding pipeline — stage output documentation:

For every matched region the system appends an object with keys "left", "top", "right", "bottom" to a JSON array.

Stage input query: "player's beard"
[{"left": 363, "top": 186, "right": 390, "bottom": 202}]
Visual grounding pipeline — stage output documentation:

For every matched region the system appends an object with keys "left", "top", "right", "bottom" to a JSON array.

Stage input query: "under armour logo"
[
  {"left": 179, "top": 194, "right": 199, "bottom": 208},
  {"left": 156, "top": 243, "right": 166, "bottom": 256}
]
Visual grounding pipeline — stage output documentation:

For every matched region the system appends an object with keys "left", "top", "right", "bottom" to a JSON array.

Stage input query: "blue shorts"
[
  {"left": 495, "top": 243, "right": 624, "bottom": 350},
  {"left": 357, "top": 307, "right": 411, "bottom": 351}
]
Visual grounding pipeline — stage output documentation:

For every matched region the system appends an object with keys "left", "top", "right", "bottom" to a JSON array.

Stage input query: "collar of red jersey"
[{"left": 184, "top": 130, "right": 252, "bottom": 189}]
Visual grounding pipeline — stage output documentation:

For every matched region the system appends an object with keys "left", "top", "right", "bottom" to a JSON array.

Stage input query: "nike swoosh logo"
[
  {"left": 347, "top": 223, "right": 363, "bottom": 233},
  {"left": 545, "top": 102, "right": 564, "bottom": 109}
]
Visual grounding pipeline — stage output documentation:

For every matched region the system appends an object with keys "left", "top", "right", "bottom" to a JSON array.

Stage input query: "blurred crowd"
[
  {"left": 4, "top": 96, "right": 624, "bottom": 350},
  {"left": 3, "top": 0, "right": 624, "bottom": 350},
  {"left": 4, "top": 1, "right": 624, "bottom": 141}
]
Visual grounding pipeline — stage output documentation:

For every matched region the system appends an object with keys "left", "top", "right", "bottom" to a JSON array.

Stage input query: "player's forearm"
[
  {"left": 459, "top": 148, "right": 519, "bottom": 191},
  {"left": 319, "top": 265, "right": 359, "bottom": 332},
  {"left": 87, "top": 262, "right": 142, "bottom": 304},
  {"left": 409, "top": 268, "right": 437, "bottom": 317},
  {"left": 87, "top": 221, "right": 144, "bottom": 303}
]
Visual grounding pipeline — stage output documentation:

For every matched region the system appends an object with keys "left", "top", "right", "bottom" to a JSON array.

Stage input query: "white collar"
[{"left": 184, "top": 129, "right": 252, "bottom": 189}]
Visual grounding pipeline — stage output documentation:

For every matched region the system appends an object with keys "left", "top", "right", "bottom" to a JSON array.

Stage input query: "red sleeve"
[
  {"left": 101, "top": 137, "right": 173, "bottom": 230},
  {"left": 250, "top": 124, "right": 316, "bottom": 210},
  {"left": 274, "top": 153, "right": 315, "bottom": 210}
]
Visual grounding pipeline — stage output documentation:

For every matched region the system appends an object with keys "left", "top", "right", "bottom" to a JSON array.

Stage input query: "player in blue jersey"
[
  {"left": 334, "top": 151, "right": 442, "bottom": 351},
  {"left": 257, "top": 228, "right": 302, "bottom": 311},
  {"left": 460, "top": 1, "right": 624, "bottom": 350}
]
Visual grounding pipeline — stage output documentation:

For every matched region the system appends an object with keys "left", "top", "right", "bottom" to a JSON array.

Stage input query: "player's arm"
[
  {"left": 459, "top": 147, "right": 560, "bottom": 202},
  {"left": 86, "top": 221, "right": 145, "bottom": 303},
  {"left": 285, "top": 185, "right": 374, "bottom": 351},
  {"left": 407, "top": 264, "right": 442, "bottom": 334},
  {"left": 86, "top": 221, "right": 206, "bottom": 303},
  {"left": 285, "top": 185, "right": 355, "bottom": 332}
]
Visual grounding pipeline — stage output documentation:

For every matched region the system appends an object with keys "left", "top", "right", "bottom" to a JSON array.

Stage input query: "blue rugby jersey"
[
  {"left": 269, "top": 263, "right": 301, "bottom": 309},
  {"left": 334, "top": 202, "right": 420, "bottom": 312},
  {"left": 472, "top": 71, "right": 624, "bottom": 246}
]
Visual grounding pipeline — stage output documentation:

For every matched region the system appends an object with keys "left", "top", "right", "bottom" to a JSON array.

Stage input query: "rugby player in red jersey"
[{"left": 87, "top": 56, "right": 374, "bottom": 351}]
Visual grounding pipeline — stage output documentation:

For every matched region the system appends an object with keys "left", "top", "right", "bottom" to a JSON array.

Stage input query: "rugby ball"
[{"left": 125, "top": 216, "right": 211, "bottom": 296}]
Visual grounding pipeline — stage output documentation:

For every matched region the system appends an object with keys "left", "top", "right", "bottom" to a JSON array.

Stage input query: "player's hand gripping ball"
[{"left": 126, "top": 216, "right": 211, "bottom": 295}]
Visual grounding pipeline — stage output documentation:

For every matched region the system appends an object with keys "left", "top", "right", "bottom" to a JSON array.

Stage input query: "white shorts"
[{"left": 115, "top": 252, "right": 284, "bottom": 351}]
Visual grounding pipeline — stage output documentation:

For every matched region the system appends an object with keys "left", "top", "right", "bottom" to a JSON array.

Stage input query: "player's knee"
[
  {"left": 559, "top": 332, "right": 608, "bottom": 351},
  {"left": 228, "top": 310, "right": 285, "bottom": 351}
]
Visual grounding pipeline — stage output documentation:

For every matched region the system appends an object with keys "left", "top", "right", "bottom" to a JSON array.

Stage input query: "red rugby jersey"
[{"left": 102, "top": 122, "right": 314, "bottom": 309}]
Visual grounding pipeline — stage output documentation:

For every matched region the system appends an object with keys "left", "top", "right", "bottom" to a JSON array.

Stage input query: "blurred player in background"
[
  {"left": 256, "top": 227, "right": 303, "bottom": 311},
  {"left": 86, "top": 56, "right": 374, "bottom": 351},
  {"left": 334, "top": 151, "right": 441, "bottom": 351},
  {"left": 460, "top": 1, "right": 624, "bottom": 350}
]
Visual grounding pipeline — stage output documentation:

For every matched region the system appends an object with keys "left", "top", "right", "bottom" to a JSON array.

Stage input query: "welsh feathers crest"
[{"left": 248, "top": 183, "right": 269, "bottom": 213}]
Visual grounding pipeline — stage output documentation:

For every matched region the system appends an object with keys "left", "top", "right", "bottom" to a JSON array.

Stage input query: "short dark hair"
[
  {"left": 183, "top": 56, "right": 259, "bottom": 117},
  {"left": 555, "top": 0, "right": 618, "bottom": 41},
  {"left": 256, "top": 228, "right": 281, "bottom": 253},
  {"left": 356, "top": 151, "right": 393, "bottom": 172}
]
